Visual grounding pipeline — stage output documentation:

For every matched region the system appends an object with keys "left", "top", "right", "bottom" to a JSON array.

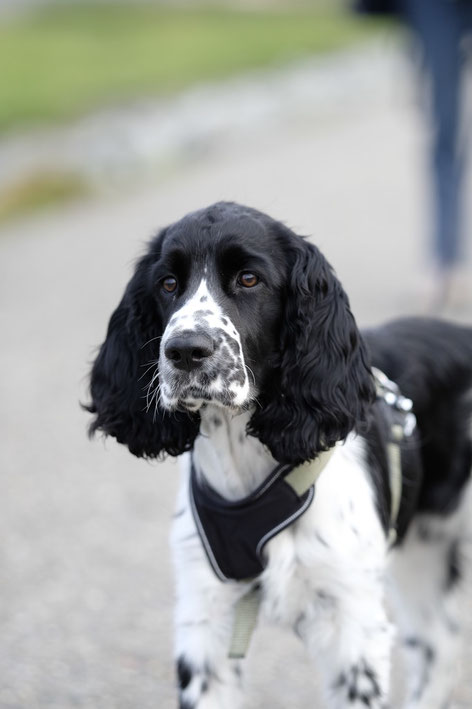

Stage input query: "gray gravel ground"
[{"left": 1, "top": 46, "right": 471, "bottom": 708}]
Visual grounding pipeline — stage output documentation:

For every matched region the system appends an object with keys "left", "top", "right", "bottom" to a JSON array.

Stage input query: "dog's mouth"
[{"left": 159, "top": 367, "right": 251, "bottom": 413}]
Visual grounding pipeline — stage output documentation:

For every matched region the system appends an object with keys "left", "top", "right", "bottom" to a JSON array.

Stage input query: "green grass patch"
[
  {"left": 0, "top": 3, "right": 391, "bottom": 134},
  {"left": 0, "top": 171, "right": 90, "bottom": 222}
]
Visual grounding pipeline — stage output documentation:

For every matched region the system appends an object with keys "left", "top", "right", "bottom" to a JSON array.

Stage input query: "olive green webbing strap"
[
  {"left": 228, "top": 584, "right": 262, "bottom": 659},
  {"left": 284, "top": 447, "right": 336, "bottom": 496},
  {"left": 228, "top": 447, "right": 336, "bottom": 659},
  {"left": 387, "top": 424, "right": 404, "bottom": 547}
]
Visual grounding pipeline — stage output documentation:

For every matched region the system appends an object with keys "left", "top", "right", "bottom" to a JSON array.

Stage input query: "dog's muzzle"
[{"left": 159, "top": 326, "right": 251, "bottom": 411}]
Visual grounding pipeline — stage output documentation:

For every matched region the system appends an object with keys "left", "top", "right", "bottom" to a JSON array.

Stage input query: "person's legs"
[{"left": 405, "top": 0, "right": 464, "bottom": 270}]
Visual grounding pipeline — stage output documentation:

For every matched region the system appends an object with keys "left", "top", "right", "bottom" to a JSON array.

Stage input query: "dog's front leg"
[
  {"left": 312, "top": 556, "right": 393, "bottom": 707},
  {"left": 317, "top": 607, "right": 392, "bottom": 709},
  {"left": 171, "top": 501, "right": 246, "bottom": 708},
  {"left": 286, "top": 565, "right": 393, "bottom": 709},
  {"left": 262, "top": 444, "right": 395, "bottom": 709}
]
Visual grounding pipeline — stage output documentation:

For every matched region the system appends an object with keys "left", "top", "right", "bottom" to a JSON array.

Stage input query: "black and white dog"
[{"left": 87, "top": 202, "right": 472, "bottom": 708}]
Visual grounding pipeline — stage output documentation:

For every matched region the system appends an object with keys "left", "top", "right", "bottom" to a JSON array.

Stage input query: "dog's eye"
[
  {"left": 238, "top": 272, "right": 259, "bottom": 288},
  {"left": 162, "top": 276, "right": 178, "bottom": 293}
]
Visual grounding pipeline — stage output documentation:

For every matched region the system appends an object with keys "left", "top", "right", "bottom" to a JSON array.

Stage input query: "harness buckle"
[
  {"left": 372, "top": 367, "right": 416, "bottom": 438},
  {"left": 372, "top": 367, "right": 418, "bottom": 549}
]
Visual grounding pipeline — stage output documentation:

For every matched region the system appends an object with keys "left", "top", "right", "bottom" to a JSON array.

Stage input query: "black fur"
[
  {"left": 177, "top": 657, "right": 193, "bottom": 691},
  {"left": 85, "top": 234, "right": 200, "bottom": 458},
  {"left": 247, "top": 223, "right": 375, "bottom": 464},
  {"left": 334, "top": 659, "right": 382, "bottom": 706},
  {"left": 445, "top": 539, "right": 461, "bottom": 591},
  {"left": 364, "top": 319, "right": 472, "bottom": 515}
]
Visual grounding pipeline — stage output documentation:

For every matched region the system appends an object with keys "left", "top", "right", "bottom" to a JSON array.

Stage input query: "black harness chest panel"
[{"left": 190, "top": 461, "right": 315, "bottom": 582}]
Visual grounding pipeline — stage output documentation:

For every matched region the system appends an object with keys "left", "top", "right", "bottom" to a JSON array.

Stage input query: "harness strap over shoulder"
[
  {"left": 372, "top": 367, "right": 417, "bottom": 546},
  {"left": 284, "top": 449, "right": 336, "bottom": 495},
  {"left": 387, "top": 424, "right": 404, "bottom": 546}
]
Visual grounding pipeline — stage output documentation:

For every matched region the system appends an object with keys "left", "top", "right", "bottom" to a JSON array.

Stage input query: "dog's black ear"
[
  {"left": 248, "top": 235, "right": 374, "bottom": 465},
  {"left": 85, "top": 235, "right": 200, "bottom": 458}
]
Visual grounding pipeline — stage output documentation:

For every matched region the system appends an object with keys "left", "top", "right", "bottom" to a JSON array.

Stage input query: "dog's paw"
[
  {"left": 334, "top": 659, "right": 386, "bottom": 707},
  {"left": 177, "top": 655, "right": 243, "bottom": 709}
]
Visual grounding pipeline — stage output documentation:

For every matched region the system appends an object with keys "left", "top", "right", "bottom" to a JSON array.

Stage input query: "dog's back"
[{"left": 364, "top": 318, "right": 472, "bottom": 514}]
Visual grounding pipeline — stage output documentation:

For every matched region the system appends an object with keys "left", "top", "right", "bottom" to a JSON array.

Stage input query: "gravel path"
[{"left": 1, "top": 44, "right": 471, "bottom": 708}]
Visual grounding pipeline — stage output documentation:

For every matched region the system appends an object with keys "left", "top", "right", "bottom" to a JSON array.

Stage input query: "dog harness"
[
  {"left": 190, "top": 452, "right": 335, "bottom": 583},
  {"left": 189, "top": 369, "right": 416, "bottom": 658}
]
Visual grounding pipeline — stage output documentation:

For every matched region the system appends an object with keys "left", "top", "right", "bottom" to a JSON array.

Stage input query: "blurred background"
[{"left": 0, "top": 1, "right": 471, "bottom": 707}]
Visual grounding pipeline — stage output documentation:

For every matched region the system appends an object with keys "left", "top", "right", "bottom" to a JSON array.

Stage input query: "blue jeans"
[{"left": 403, "top": 0, "right": 472, "bottom": 267}]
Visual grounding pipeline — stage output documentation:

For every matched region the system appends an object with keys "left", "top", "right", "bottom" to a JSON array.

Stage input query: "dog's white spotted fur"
[{"left": 159, "top": 279, "right": 250, "bottom": 411}]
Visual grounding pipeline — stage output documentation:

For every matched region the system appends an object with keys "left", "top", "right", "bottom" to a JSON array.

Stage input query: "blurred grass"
[
  {"left": 0, "top": 2, "right": 390, "bottom": 134},
  {"left": 0, "top": 171, "right": 90, "bottom": 221}
]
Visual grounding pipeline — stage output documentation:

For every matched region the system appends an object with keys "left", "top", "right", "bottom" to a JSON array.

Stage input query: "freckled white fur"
[
  {"left": 194, "top": 408, "right": 275, "bottom": 500},
  {"left": 261, "top": 437, "right": 394, "bottom": 707},
  {"left": 159, "top": 279, "right": 250, "bottom": 409}
]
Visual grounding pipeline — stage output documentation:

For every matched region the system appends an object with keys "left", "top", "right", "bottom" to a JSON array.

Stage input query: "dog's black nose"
[{"left": 165, "top": 334, "right": 214, "bottom": 372}]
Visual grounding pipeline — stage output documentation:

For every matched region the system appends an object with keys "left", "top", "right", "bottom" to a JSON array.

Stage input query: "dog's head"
[{"left": 87, "top": 202, "right": 374, "bottom": 464}]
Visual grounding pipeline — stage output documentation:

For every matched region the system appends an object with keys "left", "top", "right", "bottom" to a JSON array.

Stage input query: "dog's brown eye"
[
  {"left": 238, "top": 272, "right": 259, "bottom": 288},
  {"left": 162, "top": 276, "right": 178, "bottom": 293}
]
